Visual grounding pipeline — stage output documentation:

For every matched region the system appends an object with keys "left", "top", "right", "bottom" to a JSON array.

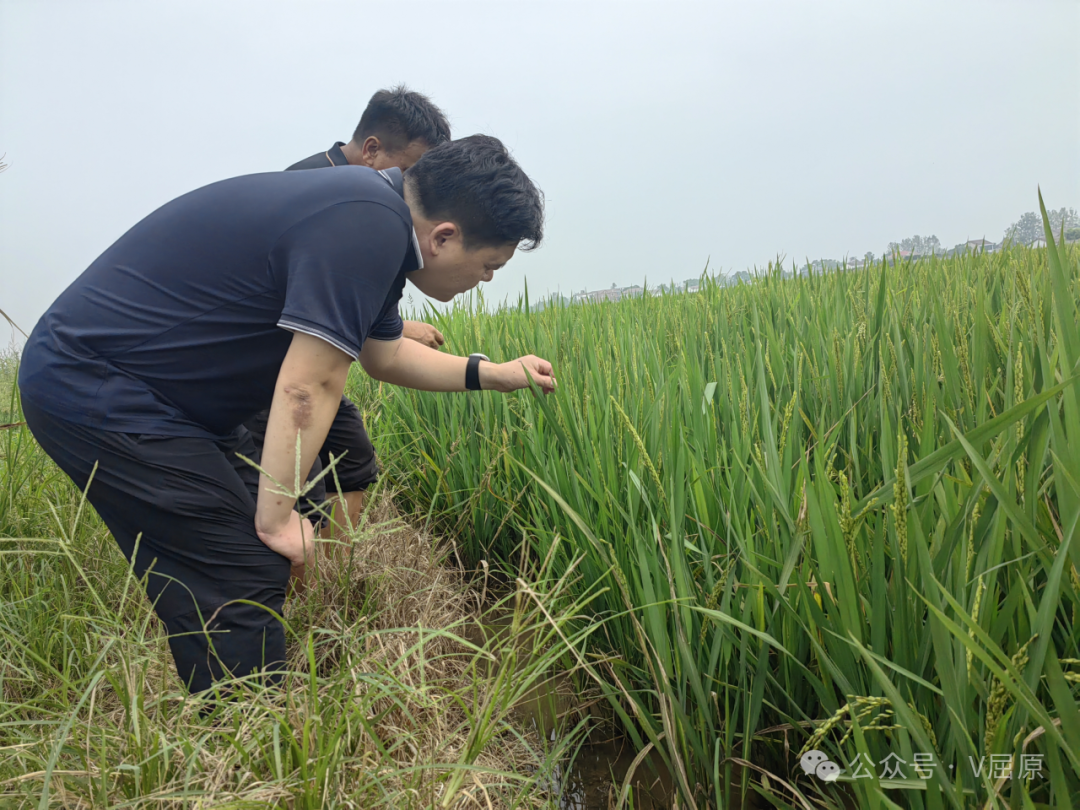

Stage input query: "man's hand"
[
  {"left": 255, "top": 509, "right": 318, "bottom": 568},
  {"left": 402, "top": 320, "right": 444, "bottom": 349},
  {"left": 480, "top": 355, "right": 557, "bottom": 394}
]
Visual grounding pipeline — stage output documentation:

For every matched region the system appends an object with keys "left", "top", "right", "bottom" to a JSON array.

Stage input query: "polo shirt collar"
[
  {"left": 326, "top": 141, "right": 349, "bottom": 167},
  {"left": 377, "top": 166, "right": 405, "bottom": 196},
  {"left": 376, "top": 167, "right": 424, "bottom": 272}
]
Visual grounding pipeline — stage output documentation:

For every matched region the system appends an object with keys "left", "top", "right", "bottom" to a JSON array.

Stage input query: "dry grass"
[
  {"left": 0, "top": 463, "right": 586, "bottom": 809},
  {"left": 285, "top": 492, "right": 567, "bottom": 802}
]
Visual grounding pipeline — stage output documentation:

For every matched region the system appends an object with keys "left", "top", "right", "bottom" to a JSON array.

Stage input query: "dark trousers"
[
  {"left": 22, "top": 397, "right": 290, "bottom": 694},
  {"left": 243, "top": 395, "right": 379, "bottom": 523}
]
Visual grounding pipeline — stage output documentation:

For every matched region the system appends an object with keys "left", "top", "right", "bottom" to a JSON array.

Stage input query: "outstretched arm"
[{"left": 359, "top": 337, "right": 556, "bottom": 394}]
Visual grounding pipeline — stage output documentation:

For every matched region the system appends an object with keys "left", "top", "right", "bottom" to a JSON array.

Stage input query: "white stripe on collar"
[
  {"left": 374, "top": 169, "right": 421, "bottom": 269},
  {"left": 410, "top": 228, "right": 424, "bottom": 270}
]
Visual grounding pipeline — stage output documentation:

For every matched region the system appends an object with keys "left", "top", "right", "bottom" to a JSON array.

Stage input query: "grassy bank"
[
  {"left": 0, "top": 366, "right": 593, "bottom": 807},
  {"left": 363, "top": 208, "right": 1080, "bottom": 807}
]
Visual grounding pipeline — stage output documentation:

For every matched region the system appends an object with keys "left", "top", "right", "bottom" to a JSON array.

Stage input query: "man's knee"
[{"left": 165, "top": 598, "right": 287, "bottom": 693}]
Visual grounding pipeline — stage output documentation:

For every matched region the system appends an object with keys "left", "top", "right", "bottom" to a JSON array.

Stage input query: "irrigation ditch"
[{"left": 459, "top": 597, "right": 677, "bottom": 809}]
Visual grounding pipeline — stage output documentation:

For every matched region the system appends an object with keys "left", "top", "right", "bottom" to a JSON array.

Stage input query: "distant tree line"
[
  {"left": 886, "top": 235, "right": 941, "bottom": 256},
  {"left": 527, "top": 204, "right": 1080, "bottom": 313},
  {"left": 1005, "top": 207, "right": 1080, "bottom": 245},
  {"left": 882, "top": 206, "right": 1079, "bottom": 261}
]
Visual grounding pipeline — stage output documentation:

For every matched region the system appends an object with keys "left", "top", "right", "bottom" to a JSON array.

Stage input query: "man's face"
[
  {"left": 409, "top": 225, "right": 516, "bottom": 303},
  {"left": 369, "top": 139, "right": 429, "bottom": 173}
]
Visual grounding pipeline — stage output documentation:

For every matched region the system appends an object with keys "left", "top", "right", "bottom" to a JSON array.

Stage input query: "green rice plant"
[{"left": 364, "top": 197, "right": 1080, "bottom": 807}]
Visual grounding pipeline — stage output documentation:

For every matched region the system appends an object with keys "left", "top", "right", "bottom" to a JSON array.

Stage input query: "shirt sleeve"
[
  {"left": 271, "top": 201, "right": 410, "bottom": 358},
  {"left": 366, "top": 274, "right": 408, "bottom": 341}
]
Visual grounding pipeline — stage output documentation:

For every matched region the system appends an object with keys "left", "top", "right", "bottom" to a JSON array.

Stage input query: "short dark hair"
[
  {"left": 353, "top": 85, "right": 451, "bottom": 152},
  {"left": 406, "top": 135, "right": 544, "bottom": 251}
]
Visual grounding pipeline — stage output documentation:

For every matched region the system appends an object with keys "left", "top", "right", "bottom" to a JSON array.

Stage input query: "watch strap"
[{"left": 465, "top": 354, "right": 484, "bottom": 391}]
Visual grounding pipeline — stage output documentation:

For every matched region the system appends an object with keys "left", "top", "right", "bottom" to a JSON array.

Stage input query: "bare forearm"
[
  {"left": 361, "top": 337, "right": 556, "bottom": 395},
  {"left": 363, "top": 338, "right": 482, "bottom": 391},
  {"left": 252, "top": 332, "right": 352, "bottom": 565},
  {"left": 255, "top": 381, "right": 342, "bottom": 534}
]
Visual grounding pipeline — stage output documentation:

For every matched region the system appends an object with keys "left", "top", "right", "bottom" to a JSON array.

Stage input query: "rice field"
[
  {"left": 356, "top": 203, "right": 1080, "bottom": 808},
  {"left": 2, "top": 203, "right": 1078, "bottom": 808}
]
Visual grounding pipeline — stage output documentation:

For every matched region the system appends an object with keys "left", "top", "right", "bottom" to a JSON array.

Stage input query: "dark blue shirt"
[
  {"left": 19, "top": 166, "right": 419, "bottom": 438},
  {"left": 286, "top": 141, "right": 348, "bottom": 171}
]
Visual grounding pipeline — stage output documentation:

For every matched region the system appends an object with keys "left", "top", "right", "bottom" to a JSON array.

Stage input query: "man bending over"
[
  {"left": 20, "top": 135, "right": 553, "bottom": 694},
  {"left": 246, "top": 86, "right": 451, "bottom": 538}
]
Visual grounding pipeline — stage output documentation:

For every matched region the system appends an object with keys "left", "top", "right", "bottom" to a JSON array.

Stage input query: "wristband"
[{"left": 466, "top": 353, "right": 488, "bottom": 391}]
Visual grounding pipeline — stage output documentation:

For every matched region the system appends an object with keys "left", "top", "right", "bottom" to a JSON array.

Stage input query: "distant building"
[
  {"left": 806, "top": 259, "right": 844, "bottom": 271},
  {"left": 572, "top": 283, "right": 637, "bottom": 304},
  {"left": 965, "top": 238, "right": 1000, "bottom": 253},
  {"left": 531, "top": 294, "right": 569, "bottom": 312},
  {"left": 651, "top": 279, "right": 705, "bottom": 295}
]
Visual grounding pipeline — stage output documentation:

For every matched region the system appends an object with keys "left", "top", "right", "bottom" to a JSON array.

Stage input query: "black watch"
[{"left": 466, "top": 353, "right": 489, "bottom": 391}]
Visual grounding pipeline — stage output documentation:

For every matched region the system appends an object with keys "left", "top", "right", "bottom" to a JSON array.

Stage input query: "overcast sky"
[{"left": 2, "top": 0, "right": 1078, "bottom": 337}]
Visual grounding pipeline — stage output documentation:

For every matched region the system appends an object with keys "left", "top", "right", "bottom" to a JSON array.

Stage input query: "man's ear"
[
  {"left": 429, "top": 222, "right": 460, "bottom": 253},
  {"left": 359, "top": 136, "right": 382, "bottom": 167}
]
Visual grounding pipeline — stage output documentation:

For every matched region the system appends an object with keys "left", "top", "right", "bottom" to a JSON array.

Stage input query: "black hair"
[
  {"left": 353, "top": 85, "right": 451, "bottom": 152},
  {"left": 406, "top": 135, "right": 544, "bottom": 251}
]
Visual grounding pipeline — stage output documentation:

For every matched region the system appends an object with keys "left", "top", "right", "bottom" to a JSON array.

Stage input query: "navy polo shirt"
[
  {"left": 19, "top": 166, "right": 420, "bottom": 439},
  {"left": 286, "top": 142, "right": 349, "bottom": 171}
]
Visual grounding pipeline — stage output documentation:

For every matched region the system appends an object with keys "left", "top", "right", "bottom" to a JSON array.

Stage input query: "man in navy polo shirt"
[
  {"left": 19, "top": 134, "right": 552, "bottom": 694},
  {"left": 247, "top": 86, "right": 453, "bottom": 543}
]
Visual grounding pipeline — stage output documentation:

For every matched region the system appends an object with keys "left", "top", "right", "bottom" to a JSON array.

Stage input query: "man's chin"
[{"left": 412, "top": 282, "right": 452, "bottom": 303}]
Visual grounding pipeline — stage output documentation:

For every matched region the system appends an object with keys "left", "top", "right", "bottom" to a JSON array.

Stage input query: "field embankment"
[{"left": 0, "top": 387, "right": 584, "bottom": 808}]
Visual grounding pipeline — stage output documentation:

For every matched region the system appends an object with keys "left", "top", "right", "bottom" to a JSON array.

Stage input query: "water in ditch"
[{"left": 554, "top": 738, "right": 675, "bottom": 809}]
